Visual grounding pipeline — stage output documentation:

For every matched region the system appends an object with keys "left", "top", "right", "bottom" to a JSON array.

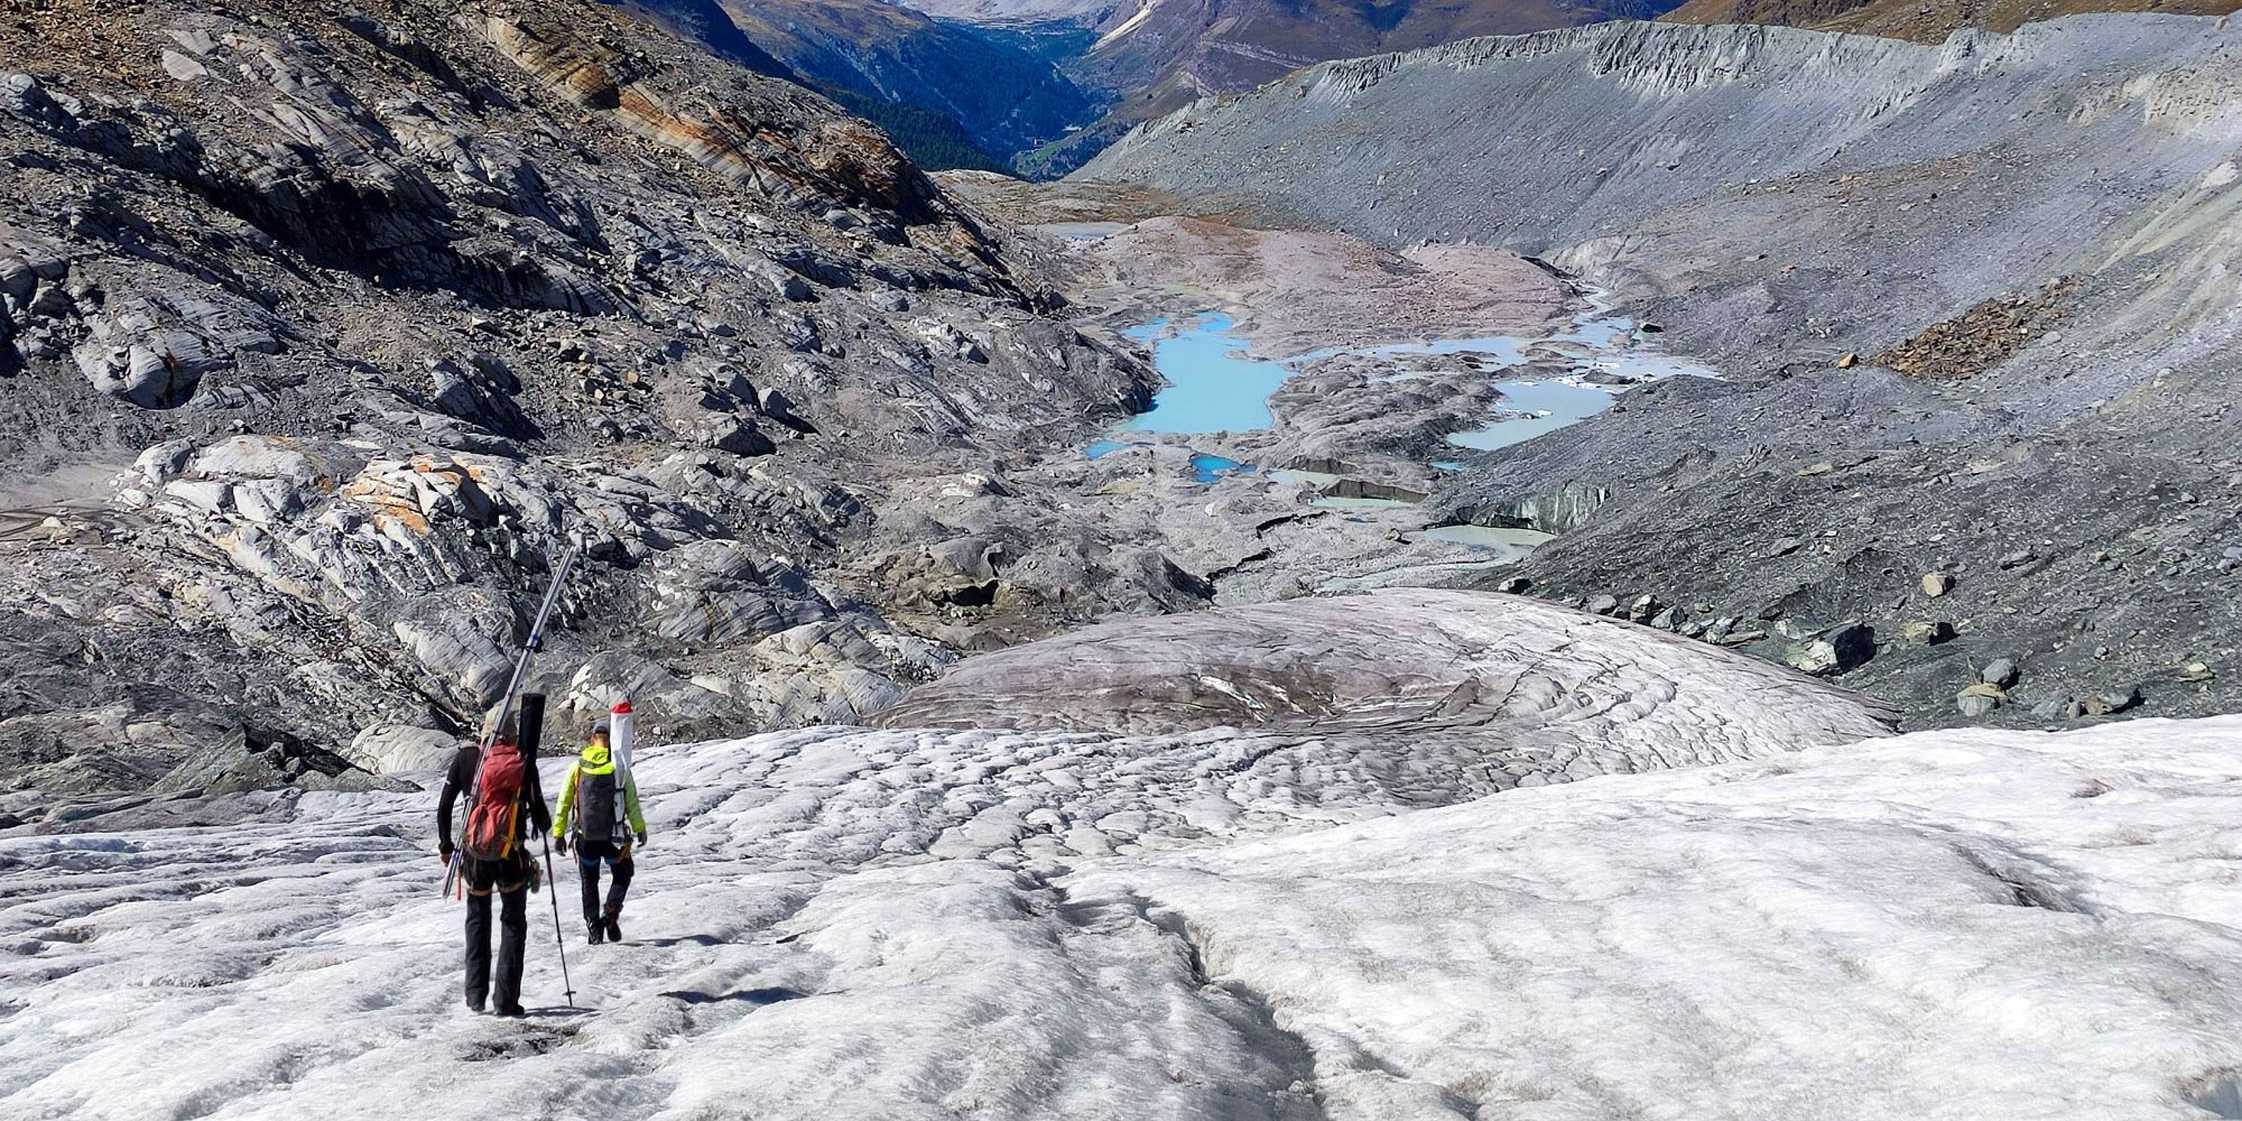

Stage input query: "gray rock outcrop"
[{"left": 0, "top": 0, "right": 1157, "bottom": 799}]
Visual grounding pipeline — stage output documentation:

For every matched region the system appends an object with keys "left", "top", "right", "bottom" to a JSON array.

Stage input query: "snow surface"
[
  {"left": 876, "top": 590, "right": 1900, "bottom": 780},
  {"left": 5, "top": 712, "right": 2242, "bottom": 1119}
]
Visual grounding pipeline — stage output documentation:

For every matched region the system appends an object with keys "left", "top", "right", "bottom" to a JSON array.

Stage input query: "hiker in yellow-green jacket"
[{"left": 552, "top": 716, "right": 646, "bottom": 945}]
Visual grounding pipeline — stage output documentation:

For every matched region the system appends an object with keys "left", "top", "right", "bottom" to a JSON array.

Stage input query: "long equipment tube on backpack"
[
  {"left": 442, "top": 544, "right": 581, "bottom": 900},
  {"left": 517, "top": 690, "right": 576, "bottom": 1009}
]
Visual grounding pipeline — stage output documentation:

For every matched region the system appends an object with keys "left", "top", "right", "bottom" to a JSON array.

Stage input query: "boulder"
[
  {"left": 2074, "top": 686, "right": 2142, "bottom": 719},
  {"left": 758, "top": 385, "right": 816, "bottom": 433},
  {"left": 703, "top": 415, "right": 776, "bottom": 457},
  {"left": 1785, "top": 641, "right": 1838, "bottom": 675},
  {"left": 1900, "top": 620, "right": 1954, "bottom": 646},
  {"left": 345, "top": 724, "right": 459, "bottom": 775},
  {"left": 1956, "top": 682, "right": 2005, "bottom": 718},
  {"left": 1920, "top": 572, "right": 1954, "bottom": 598},
  {"left": 1783, "top": 622, "right": 1873, "bottom": 676},
  {"left": 428, "top": 361, "right": 532, "bottom": 438},
  {"left": 135, "top": 439, "right": 195, "bottom": 485},
  {"left": 152, "top": 727, "right": 388, "bottom": 796},
  {"left": 71, "top": 290, "right": 286, "bottom": 409},
  {"left": 1982, "top": 658, "right": 2020, "bottom": 688},
  {"left": 28, "top": 282, "right": 75, "bottom": 319},
  {"left": 163, "top": 479, "right": 233, "bottom": 514},
  {"left": 161, "top": 49, "right": 211, "bottom": 83}
]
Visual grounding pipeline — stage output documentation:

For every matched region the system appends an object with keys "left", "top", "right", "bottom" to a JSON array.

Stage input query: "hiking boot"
[
  {"left": 466, "top": 997, "right": 486, "bottom": 1015},
  {"left": 604, "top": 906, "right": 624, "bottom": 944},
  {"left": 496, "top": 1003, "right": 527, "bottom": 1019},
  {"left": 587, "top": 920, "right": 604, "bottom": 946}
]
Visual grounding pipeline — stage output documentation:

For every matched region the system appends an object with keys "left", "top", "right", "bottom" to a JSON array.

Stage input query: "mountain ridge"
[
  {"left": 617, "top": 0, "right": 1097, "bottom": 170},
  {"left": 1660, "top": 0, "right": 2242, "bottom": 41}
]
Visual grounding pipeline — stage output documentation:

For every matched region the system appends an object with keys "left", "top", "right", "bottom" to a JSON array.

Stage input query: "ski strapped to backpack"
[
  {"left": 610, "top": 700, "right": 637, "bottom": 815},
  {"left": 443, "top": 544, "right": 581, "bottom": 900}
]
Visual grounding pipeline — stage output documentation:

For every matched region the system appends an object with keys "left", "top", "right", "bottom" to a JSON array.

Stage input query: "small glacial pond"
[
  {"left": 1113, "top": 314, "right": 1292, "bottom": 435},
  {"left": 1038, "top": 221, "right": 1130, "bottom": 242},
  {"left": 1311, "top": 495, "right": 1417, "bottom": 511},
  {"left": 1084, "top": 441, "right": 1252, "bottom": 485},
  {"left": 1189, "top": 452, "right": 1251, "bottom": 484},
  {"left": 1422, "top": 525, "right": 1556, "bottom": 550},
  {"left": 1443, "top": 380, "right": 1616, "bottom": 451}
]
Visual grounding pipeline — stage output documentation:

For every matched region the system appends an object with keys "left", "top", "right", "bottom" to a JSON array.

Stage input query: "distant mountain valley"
[{"left": 618, "top": 0, "right": 1704, "bottom": 175}]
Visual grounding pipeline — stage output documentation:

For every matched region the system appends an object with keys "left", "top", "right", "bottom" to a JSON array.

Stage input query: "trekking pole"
[
  {"left": 517, "top": 690, "right": 575, "bottom": 1010},
  {"left": 541, "top": 833, "right": 576, "bottom": 1008},
  {"left": 444, "top": 545, "right": 582, "bottom": 898}
]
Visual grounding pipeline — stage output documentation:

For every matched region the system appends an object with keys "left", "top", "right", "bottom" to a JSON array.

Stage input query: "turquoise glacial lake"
[{"left": 1113, "top": 314, "right": 1292, "bottom": 435}]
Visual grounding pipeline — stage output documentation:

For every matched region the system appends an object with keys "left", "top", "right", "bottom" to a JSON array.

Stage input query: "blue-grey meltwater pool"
[
  {"left": 1442, "top": 379, "right": 1616, "bottom": 451},
  {"left": 1113, "top": 314, "right": 1294, "bottom": 435}
]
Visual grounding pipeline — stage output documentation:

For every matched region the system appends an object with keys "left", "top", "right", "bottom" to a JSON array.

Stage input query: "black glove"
[
  {"left": 635, "top": 831, "right": 648, "bottom": 847},
  {"left": 555, "top": 834, "right": 570, "bottom": 855},
  {"left": 438, "top": 843, "right": 454, "bottom": 865}
]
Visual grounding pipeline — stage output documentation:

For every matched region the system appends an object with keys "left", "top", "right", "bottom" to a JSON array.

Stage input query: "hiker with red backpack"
[
  {"left": 552, "top": 706, "right": 647, "bottom": 945},
  {"left": 437, "top": 707, "right": 554, "bottom": 1017}
]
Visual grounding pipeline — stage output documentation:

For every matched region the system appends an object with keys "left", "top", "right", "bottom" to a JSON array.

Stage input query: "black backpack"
[{"left": 577, "top": 769, "right": 619, "bottom": 843}]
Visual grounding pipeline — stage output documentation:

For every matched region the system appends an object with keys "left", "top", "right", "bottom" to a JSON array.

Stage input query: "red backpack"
[{"left": 461, "top": 741, "right": 528, "bottom": 862}]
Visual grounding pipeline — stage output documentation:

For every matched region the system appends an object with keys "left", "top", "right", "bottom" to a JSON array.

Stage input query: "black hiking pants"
[
  {"left": 464, "top": 855, "right": 531, "bottom": 1011},
  {"left": 576, "top": 838, "right": 634, "bottom": 924}
]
